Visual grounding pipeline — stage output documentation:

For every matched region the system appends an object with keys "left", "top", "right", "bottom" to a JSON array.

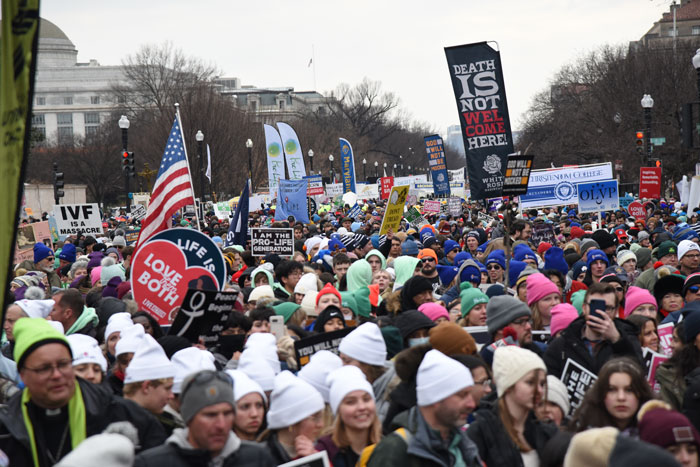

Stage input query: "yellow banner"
[
  {"left": 379, "top": 185, "right": 409, "bottom": 235},
  {"left": 1, "top": 1, "right": 41, "bottom": 312}
]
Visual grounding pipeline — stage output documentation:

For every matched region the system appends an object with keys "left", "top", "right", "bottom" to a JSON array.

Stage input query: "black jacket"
[
  {"left": 466, "top": 403, "right": 557, "bottom": 467},
  {"left": 683, "top": 367, "right": 700, "bottom": 433},
  {"left": 0, "top": 378, "right": 165, "bottom": 466},
  {"left": 542, "top": 316, "right": 643, "bottom": 378},
  {"left": 134, "top": 438, "right": 274, "bottom": 467}
]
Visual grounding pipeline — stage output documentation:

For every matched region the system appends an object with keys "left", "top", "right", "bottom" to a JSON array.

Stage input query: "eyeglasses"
[
  {"left": 181, "top": 370, "right": 232, "bottom": 399},
  {"left": 421, "top": 258, "right": 436, "bottom": 263},
  {"left": 685, "top": 253, "right": 700, "bottom": 259},
  {"left": 584, "top": 303, "right": 617, "bottom": 313},
  {"left": 486, "top": 264, "right": 502, "bottom": 270},
  {"left": 24, "top": 359, "right": 73, "bottom": 378},
  {"left": 474, "top": 378, "right": 491, "bottom": 388},
  {"left": 613, "top": 286, "right": 624, "bottom": 292},
  {"left": 511, "top": 317, "right": 532, "bottom": 326}
]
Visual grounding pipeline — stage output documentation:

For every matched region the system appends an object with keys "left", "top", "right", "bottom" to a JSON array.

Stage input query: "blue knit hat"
[
  {"left": 544, "top": 247, "right": 568, "bottom": 276},
  {"left": 508, "top": 260, "right": 528, "bottom": 287},
  {"left": 437, "top": 265, "right": 459, "bottom": 285},
  {"left": 33, "top": 243, "right": 54, "bottom": 263},
  {"left": 513, "top": 244, "right": 537, "bottom": 263},
  {"left": 673, "top": 224, "right": 699, "bottom": 242},
  {"left": 476, "top": 240, "right": 490, "bottom": 253},
  {"left": 454, "top": 251, "right": 472, "bottom": 268},
  {"left": 460, "top": 262, "right": 481, "bottom": 285},
  {"left": 486, "top": 250, "right": 506, "bottom": 269},
  {"left": 586, "top": 249, "right": 609, "bottom": 268},
  {"left": 443, "top": 240, "right": 460, "bottom": 255},
  {"left": 58, "top": 243, "right": 76, "bottom": 263},
  {"left": 572, "top": 261, "right": 588, "bottom": 280},
  {"left": 401, "top": 239, "right": 420, "bottom": 256}
]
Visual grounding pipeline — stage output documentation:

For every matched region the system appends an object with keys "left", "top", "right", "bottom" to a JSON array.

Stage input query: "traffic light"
[
  {"left": 122, "top": 151, "right": 129, "bottom": 172},
  {"left": 635, "top": 131, "right": 644, "bottom": 156},
  {"left": 53, "top": 163, "right": 64, "bottom": 205},
  {"left": 127, "top": 151, "right": 135, "bottom": 177},
  {"left": 656, "top": 160, "right": 661, "bottom": 168}
]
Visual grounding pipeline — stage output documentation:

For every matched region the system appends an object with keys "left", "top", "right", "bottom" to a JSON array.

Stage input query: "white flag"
[{"left": 205, "top": 144, "right": 212, "bottom": 183}]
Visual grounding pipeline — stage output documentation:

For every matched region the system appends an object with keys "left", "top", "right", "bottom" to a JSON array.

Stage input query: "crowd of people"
[{"left": 5, "top": 197, "right": 700, "bottom": 466}]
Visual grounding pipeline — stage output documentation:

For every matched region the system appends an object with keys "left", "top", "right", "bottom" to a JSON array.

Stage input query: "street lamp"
[
  {"left": 329, "top": 154, "right": 335, "bottom": 183},
  {"left": 641, "top": 94, "right": 654, "bottom": 164},
  {"left": 308, "top": 149, "right": 314, "bottom": 174},
  {"left": 374, "top": 160, "right": 378, "bottom": 177},
  {"left": 118, "top": 115, "right": 131, "bottom": 212},
  {"left": 399, "top": 155, "right": 403, "bottom": 176},
  {"left": 196, "top": 130, "right": 204, "bottom": 200},
  {"left": 393, "top": 163, "right": 397, "bottom": 176},
  {"left": 362, "top": 158, "right": 367, "bottom": 181},
  {"left": 383, "top": 162, "right": 387, "bottom": 177},
  {"left": 693, "top": 49, "right": 700, "bottom": 100},
  {"left": 246, "top": 139, "right": 254, "bottom": 190}
]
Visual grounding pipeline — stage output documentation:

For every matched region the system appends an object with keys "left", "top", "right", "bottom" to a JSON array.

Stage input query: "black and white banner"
[{"left": 444, "top": 42, "right": 514, "bottom": 200}]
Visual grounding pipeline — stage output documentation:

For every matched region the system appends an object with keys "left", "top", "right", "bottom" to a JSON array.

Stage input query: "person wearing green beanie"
[
  {"left": 340, "top": 291, "right": 359, "bottom": 322},
  {"left": 0, "top": 318, "right": 167, "bottom": 465},
  {"left": 352, "top": 287, "right": 373, "bottom": 318},
  {"left": 459, "top": 287, "right": 489, "bottom": 326},
  {"left": 272, "top": 302, "right": 303, "bottom": 327},
  {"left": 570, "top": 289, "right": 587, "bottom": 315}
]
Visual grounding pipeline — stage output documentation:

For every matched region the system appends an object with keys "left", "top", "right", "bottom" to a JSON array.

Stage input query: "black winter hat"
[
  {"left": 400, "top": 276, "right": 434, "bottom": 311},
  {"left": 591, "top": 230, "right": 617, "bottom": 250},
  {"left": 394, "top": 310, "right": 435, "bottom": 340},
  {"left": 313, "top": 305, "right": 345, "bottom": 333}
]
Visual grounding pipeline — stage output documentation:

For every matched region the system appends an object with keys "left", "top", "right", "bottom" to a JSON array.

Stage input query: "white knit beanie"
[
  {"left": 67, "top": 334, "right": 107, "bottom": 372},
  {"left": 240, "top": 340, "right": 281, "bottom": 375},
  {"left": 338, "top": 322, "right": 387, "bottom": 366},
  {"left": 679, "top": 239, "right": 700, "bottom": 261},
  {"left": 416, "top": 349, "right": 474, "bottom": 406},
  {"left": 226, "top": 369, "right": 267, "bottom": 404},
  {"left": 171, "top": 347, "right": 216, "bottom": 394},
  {"left": 104, "top": 312, "right": 133, "bottom": 341},
  {"left": 300, "top": 291, "right": 319, "bottom": 317},
  {"left": 616, "top": 249, "right": 637, "bottom": 267},
  {"left": 546, "top": 375, "right": 571, "bottom": 416},
  {"left": 298, "top": 350, "right": 343, "bottom": 403},
  {"left": 115, "top": 323, "right": 145, "bottom": 357},
  {"left": 248, "top": 285, "right": 275, "bottom": 302},
  {"left": 14, "top": 299, "right": 54, "bottom": 319},
  {"left": 244, "top": 332, "right": 277, "bottom": 349},
  {"left": 492, "top": 346, "right": 546, "bottom": 397},
  {"left": 266, "top": 371, "right": 324, "bottom": 429},
  {"left": 327, "top": 365, "right": 374, "bottom": 415},
  {"left": 238, "top": 356, "right": 275, "bottom": 392},
  {"left": 124, "top": 334, "right": 175, "bottom": 384},
  {"left": 54, "top": 433, "right": 133, "bottom": 467},
  {"left": 294, "top": 273, "right": 319, "bottom": 294}
]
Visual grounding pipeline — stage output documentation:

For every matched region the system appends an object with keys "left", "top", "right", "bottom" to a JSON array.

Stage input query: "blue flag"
[
  {"left": 276, "top": 179, "right": 309, "bottom": 223},
  {"left": 339, "top": 138, "right": 357, "bottom": 193},
  {"left": 225, "top": 180, "right": 249, "bottom": 247}
]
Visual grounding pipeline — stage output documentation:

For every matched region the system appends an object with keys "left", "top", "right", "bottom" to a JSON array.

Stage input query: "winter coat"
[
  {"left": 368, "top": 406, "right": 482, "bottom": 467},
  {"left": 261, "top": 431, "right": 293, "bottom": 465},
  {"left": 315, "top": 435, "right": 359, "bottom": 467},
  {"left": 134, "top": 427, "right": 274, "bottom": 467},
  {"left": 373, "top": 361, "right": 397, "bottom": 423},
  {"left": 466, "top": 402, "right": 557, "bottom": 467},
  {"left": 683, "top": 367, "right": 700, "bottom": 433},
  {"left": 656, "top": 360, "right": 685, "bottom": 410},
  {"left": 0, "top": 378, "right": 165, "bottom": 466},
  {"left": 17, "top": 259, "right": 61, "bottom": 288},
  {"left": 542, "top": 316, "right": 644, "bottom": 378}
]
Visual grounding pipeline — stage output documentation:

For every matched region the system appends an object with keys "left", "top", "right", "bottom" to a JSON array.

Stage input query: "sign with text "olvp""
[
  {"left": 52, "top": 204, "right": 103, "bottom": 236},
  {"left": 576, "top": 179, "right": 619, "bottom": 214}
]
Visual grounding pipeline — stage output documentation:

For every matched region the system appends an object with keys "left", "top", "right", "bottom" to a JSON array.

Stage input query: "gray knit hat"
[
  {"left": 112, "top": 236, "right": 126, "bottom": 247},
  {"left": 635, "top": 248, "right": 652, "bottom": 270},
  {"left": 580, "top": 239, "right": 599, "bottom": 257},
  {"left": 637, "top": 231, "right": 650, "bottom": 242},
  {"left": 486, "top": 296, "right": 531, "bottom": 334},
  {"left": 180, "top": 370, "right": 235, "bottom": 424}
]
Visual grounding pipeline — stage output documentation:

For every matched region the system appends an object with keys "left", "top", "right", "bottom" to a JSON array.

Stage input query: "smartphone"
[
  {"left": 589, "top": 299, "right": 607, "bottom": 320},
  {"left": 269, "top": 315, "right": 285, "bottom": 341}
]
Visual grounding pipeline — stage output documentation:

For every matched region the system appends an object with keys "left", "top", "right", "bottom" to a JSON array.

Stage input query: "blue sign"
[
  {"left": 576, "top": 179, "right": 619, "bottom": 214},
  {"left": 347, "top": 203, "right": 362, "bottom": 220},
  {"left": 277, "top": 179, "right": 310, "bottom": 223},
  {"left": 424, "top": 135, "right": 450, "bottom": 196},
  {"left": 339, "top": 138, "right": 357, "bottom": 193}
]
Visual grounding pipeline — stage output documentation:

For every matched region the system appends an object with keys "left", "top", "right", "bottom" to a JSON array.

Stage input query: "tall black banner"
[{"left": 444, "top": 42, "right": 514, "bottom": 200}]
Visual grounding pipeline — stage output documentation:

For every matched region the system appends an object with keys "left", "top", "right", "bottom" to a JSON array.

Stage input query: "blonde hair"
[
  {"left": 123, "top": 377, "right": 172, "bottom": 397},
  {"left": 331, "top": 407, "right": 382, "bottom": 448}
]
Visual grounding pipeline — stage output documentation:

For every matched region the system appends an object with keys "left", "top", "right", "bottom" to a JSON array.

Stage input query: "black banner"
[
  {"left": 502, "top": 154, "right": 534, "bottom": 196},
  {"left": 169, "top": 289, "right": 239, "bottom": 345},
  {"left": 294, "top": 327, "right": 354, "bottom": 368},
  {"left": 530, "top": 223, "right": 556, "bottom": 246},
  {"left": 444, "top": 42, "right": 514, "bottom": 200},
  {"left": 250, "top": 227, "right": 294, "bottom": 257}
]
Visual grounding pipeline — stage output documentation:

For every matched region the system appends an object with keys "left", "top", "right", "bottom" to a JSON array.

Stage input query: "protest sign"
[
  {"left": 380, "top": 177, "right": 394, "bottom": 200},
  {"left": 464, "top": 326, "right": 490, "bottom": 345},
  {"left": 423, "top": 200, "right": 441, "bottom": 214},
  {"left": 577, "top": 179, "right": 619, "bottom": 214},
  {"left": 642, "top": 347, "right": 668, "bottom": 392},
  {"left": 325, "top": 183, "right": 343, "bottom": 198},
  {"left": 279, "top": 451, "right": 331, "bottom": 467},
  {"left": 356, "top": 183, "right": 379, "bottom": 200},
  {"left": 339, "top": 138, "right": 357, "bottom": 193},
  {"left": 130, "top": 204, "right": 147, "bottom": 221},
  {"left": 501, "top": 154, "right": 534, "bottom": 196},
  {"left": 124, "top": 229, "right": 141, "bottom": 246},
  {"left": 531, "top": 330, "right": 551, "bottom": 344},
  {"left": 448, "top": 197, "right": 462, "bottom": 216},
  {"left": 530, "top": 223, "right": 556, "bottom": 246},
  {"left": 295, "top": 327, "right": 354, "bottom": 367},
  {"left": 561, "top": 358, "right": 598, "bottom": 415},
  {"left": 131, "top": 229, "right": 226, "bottom": 326},
  {"left": 519, "top": 163, "right": 613, "bottom": 209},
  {"left": 14, "top": 221, "right": 52, "bottom": 264},
  {"left": 379, "top": 185, "right": 409, "bottom": 235},
  {"left": 477, "top": 212, "right": 495, "bottom": 226},
  {"left": 424, "top": 135, "right": 450, "bottom": 196},
  {"left": 53, "top": 203, "right": 103, "bottom": 237},
  {"left": 658, "top": 322, "right": 675, "bottom": 357},
  {"left": 307, "top": 198, "right": 317, "bottom": 220},
  {"left": 277, "top": 179, "right": 309, "bottom": 223},
  {"left": 347, "top": 203, "right": 362, "bottom": 220},
  {"left": 640, "top": 167, "right": 662, "bottom": 199},
  {"left": 169, "top": 289, "right": 239, "bottom": 345},
  {"left": 304, "top": 175, "right": 324, "bottom": 196},
  {"left": 445, "top": 42, "right": 514, "bottom": 200},
  {"left": 627, "top": 201, "right": 646, "bottom": 220},
  {"left": 404, "top": 206, "right": 424, "bottom": 226},
  {"left": 251, "top": 228, "right": 294, "bottom": 256}
]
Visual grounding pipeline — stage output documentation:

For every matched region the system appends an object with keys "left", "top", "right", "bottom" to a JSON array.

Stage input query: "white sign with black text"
[{"left": 53, "top": 203, "right": 103, "bottom": 236}]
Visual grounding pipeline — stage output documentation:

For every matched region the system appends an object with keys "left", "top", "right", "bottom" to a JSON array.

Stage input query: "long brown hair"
[
  {"left": 331, "top": 410, "right": 382, "bottom": 449},
  {"left": 498, "top": 368, "right": 546, "bottom": 452}
]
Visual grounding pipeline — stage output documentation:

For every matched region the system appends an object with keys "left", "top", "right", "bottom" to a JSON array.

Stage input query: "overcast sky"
[{"left": 38, "top": 0, "right": 668, "bottom": 134}]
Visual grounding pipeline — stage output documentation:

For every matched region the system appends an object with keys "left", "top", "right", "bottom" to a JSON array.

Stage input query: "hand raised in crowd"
[{"left": 586, "top": 311, "right": 620, "bottom": 343}]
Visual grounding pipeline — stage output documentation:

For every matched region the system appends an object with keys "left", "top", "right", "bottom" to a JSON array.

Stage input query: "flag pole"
[{"left": 174, "top": 103, "right": 202, "bottom": 232}]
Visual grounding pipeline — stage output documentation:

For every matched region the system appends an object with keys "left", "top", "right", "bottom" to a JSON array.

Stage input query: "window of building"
[
  {"left": 57, "top": 113, "right": 73, "bottom": 145},
  {"left": 667, "top": 28, "right": 678, "bottom": 37},
  {"left": 250, "top": 101, "right": 257, "bottom": 112},
  {"left": 91, "top": 96, "right": 100, "bottom": 105},
  {"left": 36, "top": 96, "right": 45, "bottom": 106},
  {"left": 63, "top": 96, "right": 73, "bottom": 105},
  {"left": 57, "top": 113, "right": 73, "bottom": 125},
  {"left": 693, "top": 26, "right": 700, "bottom": 35},
  {"left": 31, "top": 114, "right": 46, "bottom": 144},
  {"left": 31, "top": 114, "right": 45, "bottom": 126},
  {"left": 279, "top": 100, "right": 285, "bottom": 110},
  {"left": 84, "top": 112, "right": 100, "bottom": 124}
]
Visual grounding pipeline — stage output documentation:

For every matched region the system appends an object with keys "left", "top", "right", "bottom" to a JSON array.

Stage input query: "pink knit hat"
[
  {"left": 418, "top": 302, "right": 449, "bottom": 322},
  {"left": 624, "top": 286, "right": 657, "bottom": 318},
  {"left": 550, "top": 303, "right": 579, "bottom": 337},
  {"left": 526, "top": 273, "right": 560, "bottom": 306}
]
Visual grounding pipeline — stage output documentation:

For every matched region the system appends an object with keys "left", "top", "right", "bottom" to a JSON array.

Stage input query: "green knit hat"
[
  {"left": 272, "top": 302, "right": 301, "bottom": 324},
  {"left": 570, "top": 289, "right": 587, "bottom": 316},
  {"left": 460, "top": 288, "right": 489, "bottom": 318},
  {"left": 352, "top": 287, "right": 372, "bottom": 318},
  {"left": 340, "top": 291, "right": 358, "bottom": 316},
  {"left": 14, "top": 318, "right": 72, "bottom": 369}
]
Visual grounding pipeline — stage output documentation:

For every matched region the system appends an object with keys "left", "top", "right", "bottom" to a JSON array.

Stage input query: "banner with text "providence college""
[{"left": 444, "top": 42, "right": 514, "bottom": 200}]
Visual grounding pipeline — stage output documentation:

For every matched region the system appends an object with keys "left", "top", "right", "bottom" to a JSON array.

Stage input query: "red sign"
[
  {"left": 423, "top": 200, "right": 441, "bottom": 214},
  {"left": 380, "top": 177, "right": 394, "bottom": 200},
  {"left": 639, "top": 167, "right": 661, "bottom": 199},
  {"left": 627, "top": 201, "right": 646, "bottom": 220}
]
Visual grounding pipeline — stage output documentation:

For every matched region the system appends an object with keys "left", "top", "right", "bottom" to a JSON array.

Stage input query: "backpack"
[{"left": 356, "top": 427, "right": 412, "bottom": 467}]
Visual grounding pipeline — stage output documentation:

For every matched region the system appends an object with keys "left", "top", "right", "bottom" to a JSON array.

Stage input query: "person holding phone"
[{"left": 543, "top": 282, "right": 644, "bottom": 379}]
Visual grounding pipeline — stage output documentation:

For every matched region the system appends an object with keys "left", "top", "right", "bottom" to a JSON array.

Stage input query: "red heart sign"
[
  {"left": 627, "top": 201, "right": 646, "bottom": 220},
  {"left": 130, "top": 239, "right": 219, "bottom": 325}
]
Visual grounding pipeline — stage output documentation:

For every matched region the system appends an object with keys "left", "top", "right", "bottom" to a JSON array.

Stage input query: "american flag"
[{"left": 137, "top": 115, "right": 195, "bottom": 247}]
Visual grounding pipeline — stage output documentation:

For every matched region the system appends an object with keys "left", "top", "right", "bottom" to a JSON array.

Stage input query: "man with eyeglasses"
[
  {"left": 0, "top": 318, "right": 164, "bottom": 465},
  {"left": 543, "top": 282, "right": 643, "bottom": 379},
  {"left": 678, "top": 240, "right": 700, "bottom": 277},
  {"left": 272, "top": 260, "right": 304, "bottom": 300},
  {"left": 134, "top": 370, "right": 274, "bottom": 466},
  {"left": 16, "top": 243, "right": 61, "bottom": 288}
]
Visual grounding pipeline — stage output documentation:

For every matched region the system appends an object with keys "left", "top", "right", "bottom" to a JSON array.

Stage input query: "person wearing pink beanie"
[
  {"left": 526, "top": 273, "right": 561, "bottom": 330},
  {"left": 624, "top": 286, "right": 657, "bottom": 318},
  {"left": 418, "top": 302, "right": 449, "bottom": 323},
  {"left": 550, "top": 303, "right": 579, "bottom": 337}
]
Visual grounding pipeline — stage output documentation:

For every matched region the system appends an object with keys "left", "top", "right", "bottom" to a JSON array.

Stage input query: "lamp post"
[
  {"left": 693, "top": 49, "right": 700, "bottom": 100},
  {"left": 118, "top": 115, "right": 131, "bottom": 212},
  {"left": 329, "top": 154, "right": 335, "bottom": 183},
  {"left": 374, "top": 161, "right": 378, "bottom": 177},
  {"left": 196, "top": 130, "right": 204, "bottom": 200},
  {"left": 408, "top": 165, "right": 411, "bottom": 175},
  {"left": 393, "top": 163, "right": 397, "bottom": 177},
  {"left": 245, "top": 139, "right": 254, "bottom": 190},
  {"left": 362, "top": 158, "right": 367, "bottom": 181},
  {"left": 399, "top": 155, "right": 403, "bottom": 176},
  {"left": 383, "top": 162, "right": 387, "bottom": 177},
  {"left": 641, "top": 94, "right": 654, "bottom": 164},
  {"left": 308, "top": 149, "right": 314, "bottom": 174}
]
